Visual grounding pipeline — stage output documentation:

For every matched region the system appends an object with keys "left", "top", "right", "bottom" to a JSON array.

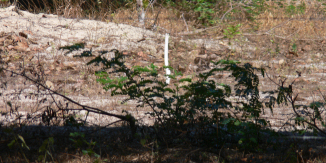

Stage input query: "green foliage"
[
  {"left": 271, "top": 77, "right": 326, "bottom": 136},
  {"left": 7, "top": 134, "right": 30, "bottom": 150},
  {"left": 285, "top": 2, "right": 306, "bottom": 16},
  {"left": 242, "top": 0, "right": 268, "bottom": 20},
  {"left": 219, "top": 0, "right": 307, "bottom": 23},
  {"left": 291, "top": 43, "right": 297, "bottom": 52},
  {"left": 233, "top": 0, "right": 303, "bottom": 20},
  {"left": 83, "top": 49, "right": 274, "bottom": 151},
  {"left": 223, "top": 24, "right": 241, "bottom": 50},
  {"left": 70, "top": 132, "right": 86, "bottom": 148},
  {"left": 165, "top": 0, "right": 216, "bottom": 26},
  {"left": 70, "top": 132, "right": 100, "bottom": 158},
  {"left": 64, "top": 116, "right": 84, "bottom": 128},
  {"left": 6, "top": 128, "right": 30, "bottom": 162},
  {"left": 223, "top": 24, "right": 241, "bottom": 41},
  {"left": 38, "top": 137, "right": 55, "bottom": 162},
  {"left": 143, "top": 0, "right": 150, "bottom": 8},
  {"left": 192, "top": 0, "right": 215, "bottom": 26}
]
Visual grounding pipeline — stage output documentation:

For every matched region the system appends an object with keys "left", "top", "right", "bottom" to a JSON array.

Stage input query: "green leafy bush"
[
  {"left": 286, "top": 2, "right": 306, "bottom": 16},
  {"left": 242, "top": 0, "right": 268, "bottom": 20},
  {"left": 163, "top": 0, "right": 216, "bottom": 26},
  {"left": 70, "top": 132, "right": 100, "bottom": 158},
  {"left": 223, "top": 24, "right": 241, "bottom": 44},
  {"left": 38, "top": 137, "right": 55, "bottom": 162},
  {"left": 192, "top": 0, "right": 215, "bottom": 26},
  {"left": 85, "top": 49, "right": 274, "bottom": 151},
  {"left": 272, "top": 77, "right": 326, "bottom": 136}
]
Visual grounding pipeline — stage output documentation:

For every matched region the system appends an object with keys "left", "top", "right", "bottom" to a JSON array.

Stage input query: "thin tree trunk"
[{"left": 137, "top": 0, "right": 145, "bottom": 27}]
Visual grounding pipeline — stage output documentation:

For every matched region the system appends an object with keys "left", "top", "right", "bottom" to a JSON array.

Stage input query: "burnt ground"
[{"left": 1, "top": 5, "right": 326, "bottom": 162}]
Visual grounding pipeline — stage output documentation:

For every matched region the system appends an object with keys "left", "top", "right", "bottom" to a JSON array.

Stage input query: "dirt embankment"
[
  {"left": 1, "top": 5, "right": 326, "bottom": 130},
  {"left": 0, "top": 6, "right": 231, "bottom": 126}
]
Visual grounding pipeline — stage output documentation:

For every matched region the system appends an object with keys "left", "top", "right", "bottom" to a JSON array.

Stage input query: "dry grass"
[
  {"left": 3, "top": 0, "right": 326, "bottom": 40},
  {"left": 252, "top": 1, "right": 326, "bottom": 40}
]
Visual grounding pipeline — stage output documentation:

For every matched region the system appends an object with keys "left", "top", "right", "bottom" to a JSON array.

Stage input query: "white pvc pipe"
[{"left": 164, "top": 33, "right": 170, "bottom": 84}]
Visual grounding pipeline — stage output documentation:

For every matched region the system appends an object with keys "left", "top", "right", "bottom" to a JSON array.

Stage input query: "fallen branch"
[{"left": 1, "top": 68, "right": 137, "bottom": 135}]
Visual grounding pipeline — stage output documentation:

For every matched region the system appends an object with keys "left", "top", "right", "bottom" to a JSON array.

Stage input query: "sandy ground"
[{"left": 0, "top": 5, "right": 326, "bottom": 133}]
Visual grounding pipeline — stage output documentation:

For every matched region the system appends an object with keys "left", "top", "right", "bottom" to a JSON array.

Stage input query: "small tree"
[{"left": 87, "top": 49, "right": 274, "bottom": 151}]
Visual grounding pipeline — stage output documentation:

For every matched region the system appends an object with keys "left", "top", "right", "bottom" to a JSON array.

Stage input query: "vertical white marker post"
[{"left": 164, "top": 33, "right": 170, "bottom": 84}]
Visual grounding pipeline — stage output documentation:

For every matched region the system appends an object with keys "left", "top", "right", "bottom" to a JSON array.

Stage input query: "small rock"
[
  {"left": 46, "top": 46, "right": 53, "bottom": 52},
  {"left": 306, "top": 59, "right": 312, "bottom": 63},
  {"left": 199, "top": 54, "right": 208, "bottom": 59},
  {"left": 44, "top": 70, "right": 52, "bottom": 75},
  {"left": 209, "top": 53, "right": 218, "bottom": 60},
  {"left": 97, "top": 37, "right": 106, "bottom": 43},
  {"left": 251, "top": 62, "right": 263, "bottom": 68},
  {"left": 279, "top": 59, "right": 285, "bottom": 65},
  {"left": 45, "top": 80, "right": 54, "bottom": 89},
  {"left": 7, "top": 45, "right": 14, "bottom": 50},
  {"left": 315, "top": 53, "right": 322, "bottom": 58},
  {"left": 14, "top": 41, "right": 29, "bottom": 51},
  {"left": 137, "top": 51, "right": 146, "bottom": 58},
  {"left": 192, "top": 65, "right": 198, "bottom": 72}
]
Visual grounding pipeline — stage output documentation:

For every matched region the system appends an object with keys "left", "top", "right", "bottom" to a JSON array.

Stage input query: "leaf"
[
  {"left": 82, "top": 150, "right": 89, "bottom": 155},
  {"left": 179, "top": 78, "right": 192, "bottom": 83},
  {"left": 89, "top": 141, "right": 96, "bottom": 146},
  {"left": 94, "top": 153, "right": 100, "bottom": 158},
  {"left": 295, "top": 117, "right": 305, "bottom": 122},
  {"left": 309, "top": 101, "right": 324, "bottom": 109},
  {"left": 18, "top": 135, "right": 30, "bottom": 150},
  {"left": 238, "top": 130, "right": 245, "bottom": 135},
  {"left": 298, "top": 130, "right": 306, "bottom": 135},
  {"left": 47, "top": 150, "right": 54, "bottom": 161},
  {"left": 234, "top": 120, "right": 241, "bottom": 126},
  {"left": 238, "top": 139, "right": 243, "bottom": 144},
  {"left": 38, "top": 155, "right": 44, "bottom": 161},
  {"left": 7, "top": 139, "right": 16, "bottom": 148},
  {"left": 250, "top": 137, "right": 257, "bottom": 144},
  {"left": 164, "top": 88, "right": 175, "bottom": 93},
  {"left": 134, "top": 66, "right": 151, "bottom": 73},
  {"left": 149, "top": 63, "right": 158, "bottom": 70},
  {"left": 163, "top": 65, "right": 174, "bottom": 70},
  {"left": 70, "top": 132, "right": 80, "bottom": 137},
  {"left": 221, "top": 118, "right": 235, "bottom": 125},
  {"left": 39, "top": 139, "right": 48, "bottom": 152},
  {"left": 140, "top": 139, "right": 146, "bottom": 146},
  {"left": 95, "top": 71, "right": 108, "bottom": 77},
  {"left": 166, "top": 74, "right": 176, "bottom": 79}
]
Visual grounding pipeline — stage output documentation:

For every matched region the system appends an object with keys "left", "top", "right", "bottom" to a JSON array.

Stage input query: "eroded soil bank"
[{"left": 1, "top": 5, "right": 326, "bottom": 130}]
